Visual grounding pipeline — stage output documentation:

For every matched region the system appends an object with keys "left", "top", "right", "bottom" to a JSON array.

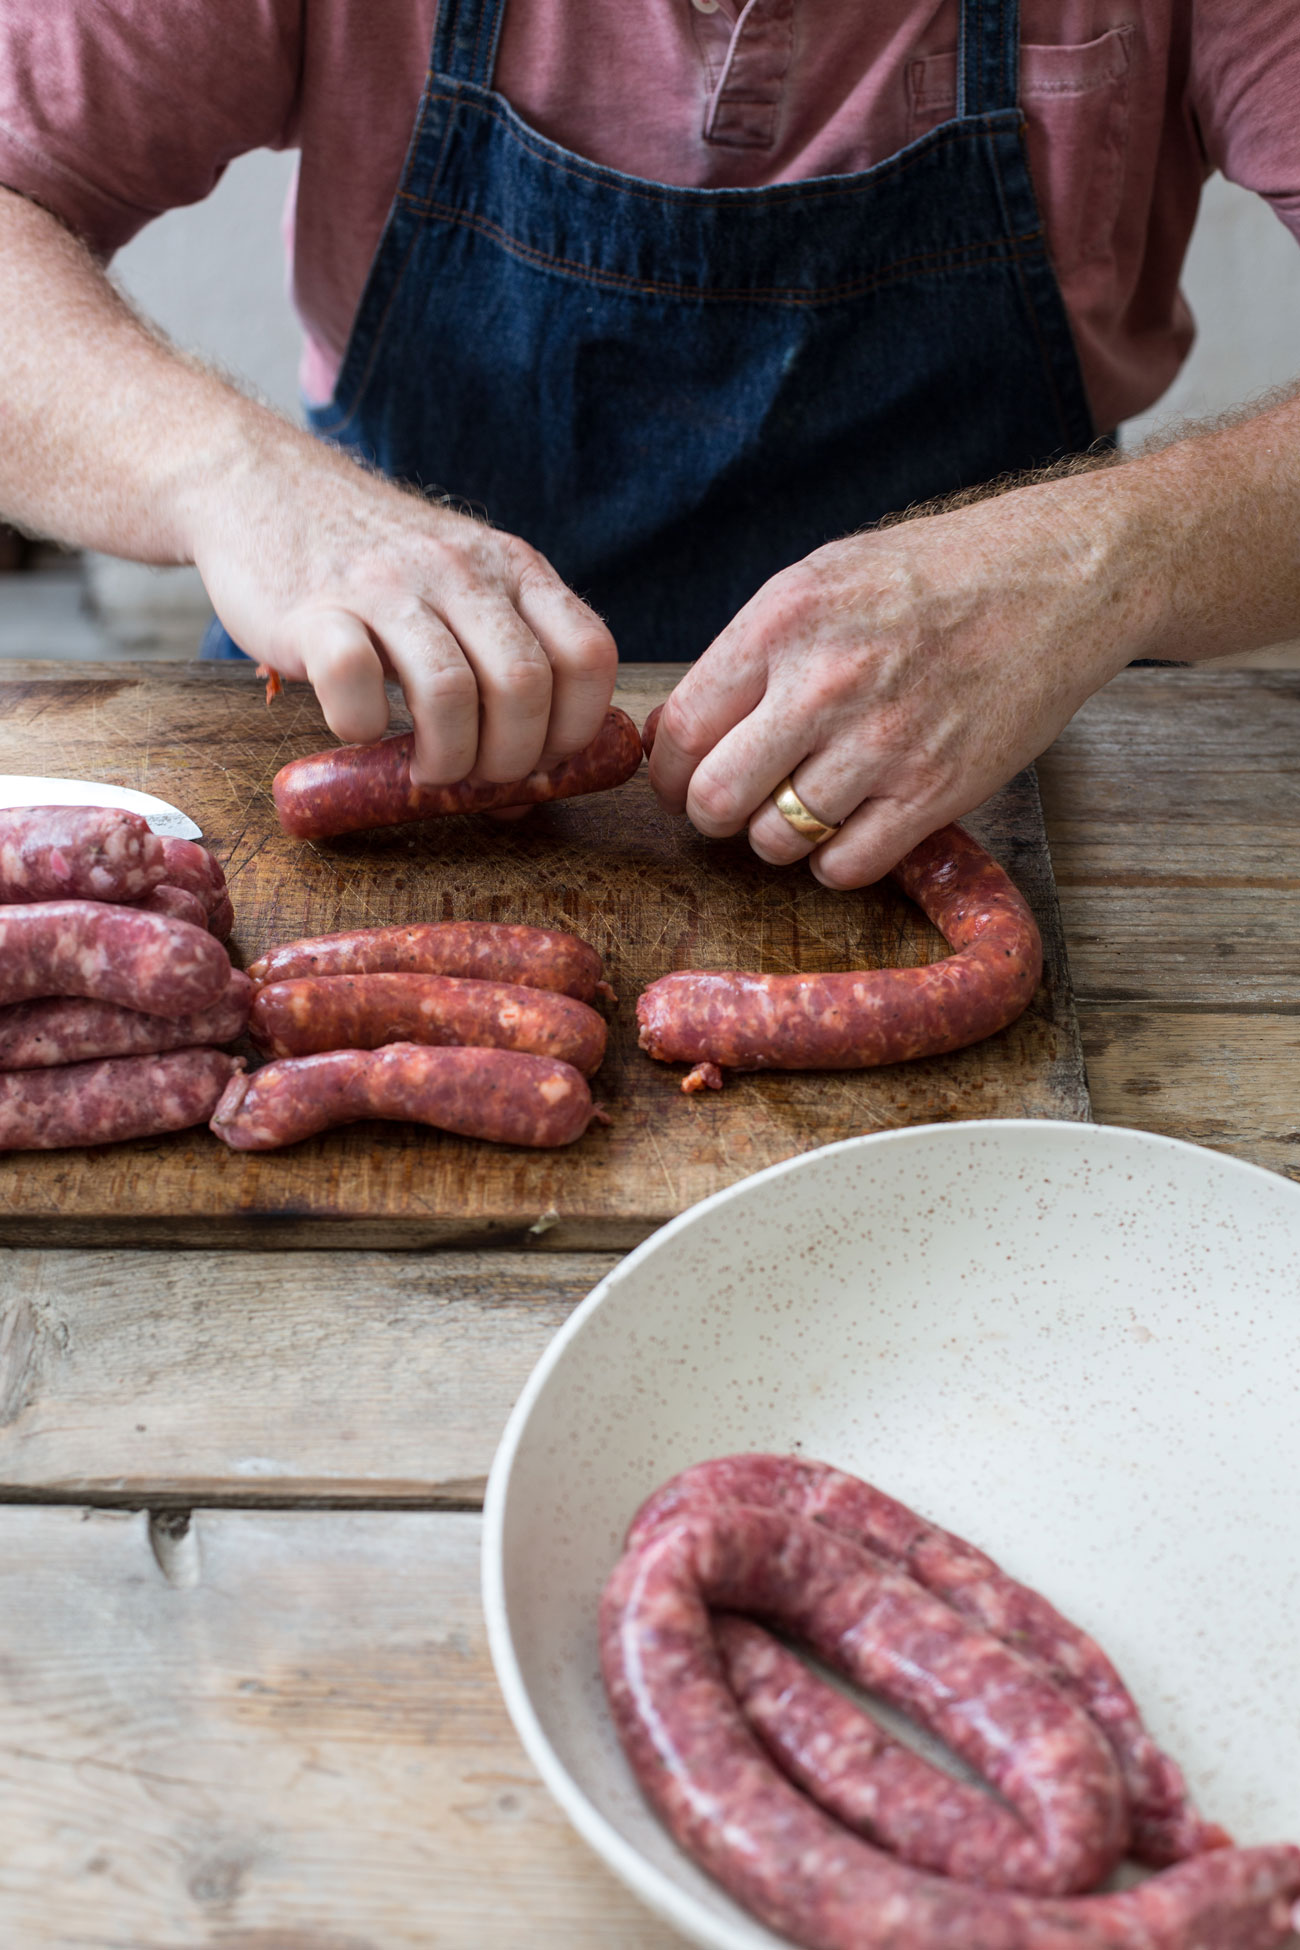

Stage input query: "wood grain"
[
  {"left": 0, "top": 1249, "right": 615, "bottom": 1504},
  {"left": 1037, "top": 668, "right": 1300, "bottom": 1182},
  {"left": 0, "top": 662, "right": 1087, "bottom": 1248},
  {"left": 0, "top": 1504, "right": 683, "bottom": 1949}
]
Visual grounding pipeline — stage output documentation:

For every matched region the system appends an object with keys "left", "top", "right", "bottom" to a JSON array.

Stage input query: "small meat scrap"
[
  {"left": 254, "top": 663, "right": 283, "bottom": 703},
  {"left": 682, "top": 1061, "right": 723, "bottom": 1094}
]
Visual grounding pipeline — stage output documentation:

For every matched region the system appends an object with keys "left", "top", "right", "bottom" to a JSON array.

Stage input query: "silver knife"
[{"left": 0, "top": 775, "right": 202, "bottom": 841}]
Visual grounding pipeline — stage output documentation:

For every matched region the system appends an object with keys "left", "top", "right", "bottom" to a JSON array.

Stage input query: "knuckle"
[
  {"left": 812, "top": 848, "right": 870, "bottom": 891},
  {"left": 560, "top": 618, "right": 618, "bottom": 680},
  {"left": 495, "top": 652, "right": 553, "bottom": 712},
  {"left": 417, "top": 661, "right": 479, "bottom": 713},
  {"left": 689, "top": 772, "right": 742, "bottom": 833},
  {"left": 660, "top": 695, "right": 715, "bottom": 763}
]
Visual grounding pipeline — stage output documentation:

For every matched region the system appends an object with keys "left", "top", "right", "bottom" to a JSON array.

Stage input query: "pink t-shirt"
[{"left": 0, "top": 0, "right": 1297, "bottom": 433}]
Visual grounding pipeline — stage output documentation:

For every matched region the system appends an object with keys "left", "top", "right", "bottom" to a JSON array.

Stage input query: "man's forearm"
[
  {"left": 0, "top": 184, "right": 305, "bottom": 562},
  {"left": 1055, "top": 387, "right": 1300, "bottom": 664}
]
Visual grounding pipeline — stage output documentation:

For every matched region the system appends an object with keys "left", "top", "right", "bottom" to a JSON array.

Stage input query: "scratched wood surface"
[
  {"left": 0, "top": 1505, "right": 681, "bottom": 1950},
  {"left": 0, "top": 662, "right": 1087, "bottom": 1247}
]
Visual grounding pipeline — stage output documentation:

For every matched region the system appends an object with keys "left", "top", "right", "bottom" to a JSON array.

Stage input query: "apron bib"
[{"left": 207, "top": 0, "right": 1095, "bottom": 662}]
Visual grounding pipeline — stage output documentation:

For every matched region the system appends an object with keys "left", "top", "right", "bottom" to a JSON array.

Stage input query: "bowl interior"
[{"left": 485, "top": 1121, "right": 1300, "bottom": 1949}]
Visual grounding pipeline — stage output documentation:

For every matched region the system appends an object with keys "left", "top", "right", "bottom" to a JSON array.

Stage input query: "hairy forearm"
[
  {"left": 1019, "top": 387, "right": 1300, "bottom": 664},
  {"left": 0, "top": 184, "right": 311, "bottom": 562},
  {"left": 1118, "top": 388, "right": 1300, "bottom": 658}
]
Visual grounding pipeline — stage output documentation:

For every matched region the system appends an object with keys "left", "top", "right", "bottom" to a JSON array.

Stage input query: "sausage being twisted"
[{"left": 272, "top": 707, "right": 643, "bottom": 839}]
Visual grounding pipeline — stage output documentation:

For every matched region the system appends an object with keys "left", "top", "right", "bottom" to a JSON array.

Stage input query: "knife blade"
[{"left": 0, "top": 775, "right": 202, "bottom": 841}]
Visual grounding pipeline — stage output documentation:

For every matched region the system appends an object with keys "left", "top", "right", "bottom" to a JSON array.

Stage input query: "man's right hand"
[
  {"left": 0, "top": 185, "right": 617, "bottom": 785},
  {"left": 189, "top": 430, "right": 618, "bottom": 785}
]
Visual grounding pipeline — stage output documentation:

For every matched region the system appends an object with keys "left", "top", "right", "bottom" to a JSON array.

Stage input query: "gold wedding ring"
[{"left": 772, "top": 776, "right": 841, "bottom": 846}]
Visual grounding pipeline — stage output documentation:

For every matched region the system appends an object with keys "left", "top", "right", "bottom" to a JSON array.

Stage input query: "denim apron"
[{"left": 204, "top": 0, "right": 1095, "bottom": 664}]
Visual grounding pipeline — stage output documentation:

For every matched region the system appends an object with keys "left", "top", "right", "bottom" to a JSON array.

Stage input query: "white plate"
[{"left": 483, "top": 1120, "right": 1300, "bottom": 1948}]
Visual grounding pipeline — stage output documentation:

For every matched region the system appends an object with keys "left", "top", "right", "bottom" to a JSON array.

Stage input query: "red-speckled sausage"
[
  {"left": 0, "top": 806, "right": 166, "bottom": 903},
  {"left": 132, "top": 883, "right": 210, "bottom": 930},
  {"left": 636, "top": 823, "right": 1041, "bottom": 1072},
  {"left": 210, "top": 1043, "right": 603, "bottom": 1150},
  {"left": 602, "top": 1470, "right": 1300, "bottom": 1949},
  {"left": 0, "top": 972, "right": 252, "bottom": 1070},
  {"left": 247, "top": 921, "right": 607, "bottom": 1002},
  {"left": 249, "top": 972, "right": 606, "bottom": 1073},
  {"left": 272, "top": 706, "right": 644, "bottom": 839},
  {"left": 0, "top": 1047, "right": 242, "bottom": 1150},
  {"left": 625, "top": 1456, "right": 1218, "bottom": 1868},
  {"left": 0, "top": 901, "right": 232, "bottom": 1017}
]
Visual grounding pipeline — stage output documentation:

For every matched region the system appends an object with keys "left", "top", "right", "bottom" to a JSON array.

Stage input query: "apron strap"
[
  {"left": 431, "top": 0, "right": 509, "bottom": 87},
  {"left": 956, "top": 0, "right": 1021, "bottom": 119}
]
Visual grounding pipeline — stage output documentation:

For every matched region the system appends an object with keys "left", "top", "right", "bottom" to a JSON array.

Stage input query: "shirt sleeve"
[
  {"left": 0, "top": 0, "right": 302, "bottom": 256},
  {"left": 1191, "top": 0, "right": 1300, "bottom": 245}
]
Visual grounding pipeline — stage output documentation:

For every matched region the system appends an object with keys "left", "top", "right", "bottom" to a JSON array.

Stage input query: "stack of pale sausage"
[
  {"left": 210, "top": 921, "right": 613, "bottom": 1150},
  {"left": 0, "top": 807, "right": 248, "bottom": 1148},
  {"left": 601, "top": 1455, "right": 1300, "bottom": 1950}
]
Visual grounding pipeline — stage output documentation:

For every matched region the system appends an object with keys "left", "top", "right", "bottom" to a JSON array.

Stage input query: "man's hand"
[
  {"left": 0, "top": 186, "right": 616, "bottom": 786},
  {"left": 650, "top": 397, "right": 1300, "bottom": 887},
  {"left": 189, "top": 433, "right": 616, "bottom": 785}
]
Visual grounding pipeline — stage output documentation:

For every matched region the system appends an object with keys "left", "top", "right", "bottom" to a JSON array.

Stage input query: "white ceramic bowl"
[{"left": 483, "top": 1120, "right": 1300, "bottom": 1949}]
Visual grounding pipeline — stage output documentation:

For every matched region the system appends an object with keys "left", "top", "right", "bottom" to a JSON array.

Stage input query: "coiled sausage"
[
  {"left": 625, "top": 1456, "right": 1216, "bottom": 1867},
  {"left": 272, "top": 707, "right": 643, "bottom": 839},
  {"left": 247, "top": 921, "right": 607, "bottom": 1002},
  {"left": 0, "top": 972, "right": 252, "bottom": 1070},
  {"left": 249, "top": 973, "right": 607, "bottom": 1074},
  {"left": 0, "top": 1048, "right": 242, "bottom": 1150},
  {"left": 0, "top": 901, "right": 232, "bottom": 1017},
  {"left": 602, "top": 1458, "right": 1300, "bottom": 1950},
  {"left": 0, "top": 806, "right": 165, "bottom": 903},
  {"left": 210, "top": 1043, "right": 603, "bottom": 1150}
]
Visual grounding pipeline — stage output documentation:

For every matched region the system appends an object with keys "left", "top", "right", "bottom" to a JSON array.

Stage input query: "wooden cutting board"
[{"left": 0, "top": 662, "right": 1088, "bottom": 1247}]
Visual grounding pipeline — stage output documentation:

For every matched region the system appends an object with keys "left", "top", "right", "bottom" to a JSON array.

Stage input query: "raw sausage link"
[
  {"left": 0, "top": 806, "right": 166, "bottom": 903},
  {"left": 210, "top": 1043, "right": 602, "bottom": 1150},
  {"left": 249, "top": 973, "right": 607, "bottom": 1074},
  {"left": 636, "top": 823, "right": 1042, "bottom": 1071},
  {"left": 602, "top": 1493, "right": 1300, "bottom": 1948},
  {"left": 272, "top": 706, "right": 643, "bottom": 839},
  {"left": 0, "top": 1048, "right": 242, "bottom": 1150},
  {"left": 247, "top": 921, "right": 606, "bottom": 1002},
  {"left": 625, "top": 1456, "right": 1217, "bottom": 1868},
  {"left": 132, "top": 883, "right": 210, "bottom": 930},
  {"left": 715, "top": 1613, "right": 1120, "bottom": 1892},
  {"left": 0, "top": 972, "right": 252, "bottom": 1070},
  {"left": 0, "top": 901, "right": 232, "bottom": 1017},
  {"left": 606, "top": 1507, "right": 1128, "bottom": 1899},
  {"left": 155, "top": 837, "right": 227, "bottom": 911},
  {"left": 153, "top": 838, "right": 235, "bottom": 939}
]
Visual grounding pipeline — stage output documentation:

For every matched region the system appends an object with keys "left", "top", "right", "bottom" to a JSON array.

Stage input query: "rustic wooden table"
[{"left": 1, "top": 666, "right": 1297, "bottom": 1948}]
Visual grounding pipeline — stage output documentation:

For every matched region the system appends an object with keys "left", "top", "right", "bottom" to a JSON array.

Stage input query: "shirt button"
[{"left": 692, "top": 0, "right": 721, "bottom": 14}]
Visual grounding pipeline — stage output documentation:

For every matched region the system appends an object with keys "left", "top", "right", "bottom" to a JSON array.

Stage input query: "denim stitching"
[{"left": 402, "top": 198, "right": 1038, "bottom": 303}]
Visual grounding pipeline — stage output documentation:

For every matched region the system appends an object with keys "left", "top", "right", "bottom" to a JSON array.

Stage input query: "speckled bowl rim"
[{"left": 481, "top": 1118, "right": 1300, "bottom": 1949}]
